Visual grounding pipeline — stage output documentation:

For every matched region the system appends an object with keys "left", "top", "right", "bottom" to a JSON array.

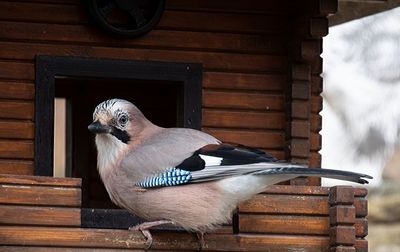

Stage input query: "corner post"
[{"left": 329, "top": 186, "right": 356, "bottom": 252}]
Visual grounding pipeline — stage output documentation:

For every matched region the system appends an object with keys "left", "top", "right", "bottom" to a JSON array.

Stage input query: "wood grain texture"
[
  {"left": 239, "top": 194, "right": 330, "bottom": 215},
  {"left": 0, "top": 101, "right": 34, "bottom": 120},
  {"left": 203, "top": 128, "right": 285, "bottom": 149},
  {"left": 0, "top": 2, "right": 288, "bottom": 34},
  {"left": 0, "top": 174, "right": 81, "bottom": 187},
  {"left": 0, "top": 226, "right": 332, "bottom": 251},
  {"left": 203, "top": 72, "right": 285, "bottom": 91},
  {"left": 0, "top": 121, "right": 34, "bottom": 139},
  {"left": 203, "top": 110, "right": 285, "bottom": 130},
  {"left": 0, "top": 140, "right": 34, "bottom": 159},
  {"left": 0, "top": 62, "right": 34, "bottom": 80},
  {"left": 0, "top": 81, "right": 34, "bottom": 100},
  {"left": 0, "top": 205, "right": 80, "bottom": 227},
  {"left": 0, "top": 184, "right": 81, "bottom": 207},
  {"left": 239, "top": 214, "right": 329, "bottom": 235},
  {"left": 0, "top": 21, "right": 286, "bottom": 54},
  {"left": 0, "top": 42, "right": 287, "bottom": 73},
  {"left": 203, "top": 90, "right": 284, "bottom": 111},
  {"left": 0, "top": 160, "right": 34, "bottom": 175}
]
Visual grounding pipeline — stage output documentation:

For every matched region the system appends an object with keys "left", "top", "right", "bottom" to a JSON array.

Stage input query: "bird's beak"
[{"left": 88, "top": 121, "right": 112, "bottom": 134}]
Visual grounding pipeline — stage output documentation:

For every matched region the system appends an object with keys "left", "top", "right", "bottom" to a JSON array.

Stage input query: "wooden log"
[
  {"left": 202, "top": 110, "right": 285, "bottom": 130},
  {"left": 0, "top": 61, "right": 34, "bottom": 80},
  {"left": 0, "top": 205, "right": 80, "bottom": 227},
  {"left": 0, "top": 121, "right": 34, "bottom": 139},
  {"left": 203, "top": 72, "right": 285, "bottom": 91},
  {"left": 0, "top": 101, "right": 34, "bottom": 120},
  {"left": 239, "top": 214, "right": 329, "bottom": 235},
  {"left": 0, "top": 226, "right": 331, "bottom": 251},
  {"left": 0, "top": 140, "right": 34, "bottom": 159},
  {"left": 0, "top": 174, "right": 81, "bottom": 187},
  {"left": 0, "top": 21, "right": 287, "bottom": 54},
  {"left": 0, "top": 81, "right": 34, "bottom": 100},
  {"left": 239, "top": 194, "right": 330, "bottom": 215},
  {"left": 0, "top": 42, "right": 287, "bottom": 73},
  {"left": 291, "top": 138, "right": 310, "bottom": 158},
  {"left": 292, "top": 81, "right": 310, "bottom": 100},
  {"left": 203, "top": 90, "right": 284, "bottom": 111},
  {"left": 0, "top": 2, "right": 288, "bottom": 34},
  {"left": 291, "top": 120, "right": 310, "bottom": 138},
  {"left": 0, "top": 184, "right": 81, "bottom": 207},
  {"left": 0, "top": 160, "right": 34, "bottom": 175},
  {"left": 292, "top": 64, "right": 311, "bottom": 81},
  {"left": 329, "top": 186, "right": 356, "bottom": 251},
  {"left": 203, "top": 128, "right": 284, "bottom": 149}
]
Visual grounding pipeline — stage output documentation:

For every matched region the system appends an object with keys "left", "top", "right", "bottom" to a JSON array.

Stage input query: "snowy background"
[{"left": 321, "top": 7, "right": 400, "bottom": 187}]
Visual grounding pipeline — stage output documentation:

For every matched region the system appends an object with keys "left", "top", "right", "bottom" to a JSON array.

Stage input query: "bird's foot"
[
  {"left": 129, "top": 220, "right": 174, "bottom": 249},
  {"left": 196, "top": 231, "right": 205, "bottom": 251}
]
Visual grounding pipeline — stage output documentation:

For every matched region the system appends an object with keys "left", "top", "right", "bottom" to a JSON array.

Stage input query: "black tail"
[{"left": 253, "top": 167, "right": 372, "bottom": 184}]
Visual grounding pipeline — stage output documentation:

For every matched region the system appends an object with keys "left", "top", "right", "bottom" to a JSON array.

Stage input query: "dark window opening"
[{"left": 35, "top": 56, "right": 202, "bottom": 228}]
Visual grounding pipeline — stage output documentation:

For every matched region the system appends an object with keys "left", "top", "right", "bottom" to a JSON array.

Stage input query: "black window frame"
[{"left": 35, "top": 55, "right": 202, "bottom": 228}]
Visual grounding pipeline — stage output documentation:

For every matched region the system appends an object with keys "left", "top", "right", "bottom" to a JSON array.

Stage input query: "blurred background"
[{"left": 321, "top": 3, "right": 400, "bottom": 251}]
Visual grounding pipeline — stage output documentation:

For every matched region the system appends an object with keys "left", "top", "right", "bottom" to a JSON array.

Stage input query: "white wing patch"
[{"left": 199, "top": 154, "right": 223, "bottom": 166}]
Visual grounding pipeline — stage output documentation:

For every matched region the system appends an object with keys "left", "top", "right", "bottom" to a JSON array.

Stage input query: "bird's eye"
[{"left": 118, "top": 115, "right": 128, "bottom": 125}]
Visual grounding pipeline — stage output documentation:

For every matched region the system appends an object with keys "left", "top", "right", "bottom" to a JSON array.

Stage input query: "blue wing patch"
[{"left": 136, "top": 168, "right": 192, "bottom": 188}]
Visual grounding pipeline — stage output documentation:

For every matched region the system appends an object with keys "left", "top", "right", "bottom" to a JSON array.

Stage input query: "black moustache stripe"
[{"left": 111, "top": 127, "right": 130, "bottom": 144}]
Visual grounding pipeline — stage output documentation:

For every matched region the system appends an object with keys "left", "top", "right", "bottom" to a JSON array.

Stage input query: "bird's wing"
[{"left": 135, "top": 143, "right": 372, "bottom": 188}]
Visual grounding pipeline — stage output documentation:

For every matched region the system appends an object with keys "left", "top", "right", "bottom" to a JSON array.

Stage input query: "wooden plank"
[
  {"left": 0, "top": 101, "right": 34, "bottom": 120},
  {"left": 291, "top": 138, "right": 310, "bottom": 158},
  {"left": 0, "top": 184, "right": 81, "bottom": 207},
  {"left": 354, "top": 218, "right": 368, "bottom": 238},
  {"left": 159, "top": 11, "right": 288, "bottom": 34},
  {"left": 291, "top": 120, "right": 310, "bottom": 138},
  {"left": 262, "top": 185, "right": 329, "bottom": 195},
  {"left": 239, "top": 194, "right": 330, "bottom": 215},
  {"left": 0, "top": 226, "right": 331, "bottom": 251},
  {"left": 292, "top": 81, "right": 310, "bottom": 100},
  {"left": 292, "top": 101, "right": 310, "bottom": 119},
  {"left": 166, "top": 0, "right": 289, "bottom": 14},
  {"left": 0, "top": 174, "right": 81, "bottom": 187},
  {"left": 0, "top": 21, "right": 287, "bottom": 54},
  {"left": 202, "top": 110, "right": 285, "bottom": 130},
  {"left": 311, "top": 132, "right": 322, "bottom": 151},
  {"left": 0, "top": 81, "right": 34, "bottom": 100},
  {"left": 239, "top": 214, "right": 329, "bottom": 235},
  {"left": 0, "top": 140, "right": 34, "bottom": 159},
  {"left": 238, "top": 234, "right": 329, "bottom": 252},
  {"left": 0, "top": 205, "right": 80, "bottom": 227},
  {"left": 0, "top": 247, "right": 141, "bottom": 252},
  {"left": 203, "top": 129, "right": 285, "bottom": 149},
  {"left": 0, "top": 160, "right": 34, "bottom": 175},
  {"left": 0, "top": 61, "right": 34, "bottom": 80},
  {"left": 0, "top": 2, "right": 288, "bottom": 34},
  {"left": 203, "top": 90, "right": 284, "bottom": 111},
  {"left": 0, "top": 42, "right": 287, "bottom": 73},
  {"left": 0, "top": 121, "right": 34, "bottom": 139},
  {"left": 0, "top": 2, "right": 87, "bottom": 24},
  {"left": 203, "top": 72, "right": 285, "bottom": 91}
]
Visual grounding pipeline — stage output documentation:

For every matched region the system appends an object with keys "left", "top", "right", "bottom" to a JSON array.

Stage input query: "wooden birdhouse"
[{"left": 0, "top": 0, "right": 369, "bottom": 251}]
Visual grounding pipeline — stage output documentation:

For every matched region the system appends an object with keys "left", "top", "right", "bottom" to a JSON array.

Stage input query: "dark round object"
[{"left": 87, "top": 0, "right": 165, "bottom": 38}]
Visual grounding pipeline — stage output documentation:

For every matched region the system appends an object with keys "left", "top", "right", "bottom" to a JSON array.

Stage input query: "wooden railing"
[{"left": 0, "top": 174, "right": 368, "bottom": 251}]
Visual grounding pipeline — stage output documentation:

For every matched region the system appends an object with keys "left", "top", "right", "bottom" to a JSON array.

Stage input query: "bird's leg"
[
  {"left": 196, "top": 231, "right": 205, "bottom": 251},
  {"left": 129, "top": 220, "right": 174, "bottom": 249}
]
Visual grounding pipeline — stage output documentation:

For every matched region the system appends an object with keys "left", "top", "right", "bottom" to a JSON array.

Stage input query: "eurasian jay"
[{"left": 88, "top": 98, "right": 371, "bottom": 248}]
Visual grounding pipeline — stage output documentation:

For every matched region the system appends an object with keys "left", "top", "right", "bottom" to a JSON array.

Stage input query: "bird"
[{"left": 88, "top": 98, "right": 372, "bottom": 248}]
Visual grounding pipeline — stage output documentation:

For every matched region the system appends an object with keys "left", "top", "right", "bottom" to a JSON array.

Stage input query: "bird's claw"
[
  {"left": 129, "top": 220, "right": 174, "bottom": 250},
  {"left": 129, "top": 225, "right": 153, "bottom": 249}
]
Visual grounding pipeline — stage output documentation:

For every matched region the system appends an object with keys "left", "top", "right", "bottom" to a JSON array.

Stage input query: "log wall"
[{"left": 0, "top": 0, "right": 293, "bottom": 176}]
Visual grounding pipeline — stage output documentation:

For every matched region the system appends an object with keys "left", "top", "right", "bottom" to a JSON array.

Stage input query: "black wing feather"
[{"left": 176, "top": 144, "right": 277, "bottom": 171}]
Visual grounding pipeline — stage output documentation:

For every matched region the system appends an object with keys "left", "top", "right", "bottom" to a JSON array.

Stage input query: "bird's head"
[{"left": 88, "top": 98, "right": 150, "bottom": 144}]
